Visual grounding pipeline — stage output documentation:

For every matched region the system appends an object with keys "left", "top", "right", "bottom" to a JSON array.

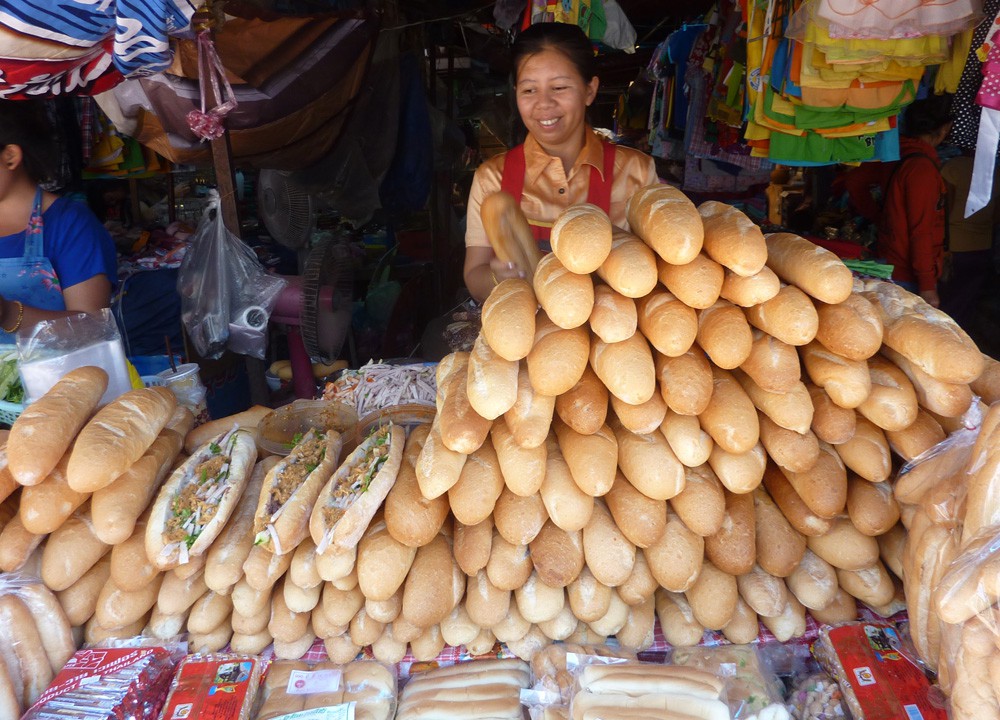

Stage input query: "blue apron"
[{"left": 0, "top": 188, "right": 66, "bottom": 343}]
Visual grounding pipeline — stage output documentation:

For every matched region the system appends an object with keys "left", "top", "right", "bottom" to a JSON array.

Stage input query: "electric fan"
[{"left": 257, "top": 169, "right": 315, "bottom": 250}]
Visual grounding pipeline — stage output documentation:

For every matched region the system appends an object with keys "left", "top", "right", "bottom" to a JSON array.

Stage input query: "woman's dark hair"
[
  {"left": 511, "top": 22, "right": 596, "bottom": 83},
  {"left": 903, "top": 94, "right": 953, "bottom": 137},
  {"left": 0, "top": 100, "right": 55, "bottom": 184}
]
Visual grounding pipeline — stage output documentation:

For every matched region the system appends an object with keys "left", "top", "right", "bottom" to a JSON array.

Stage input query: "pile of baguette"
[{"left": 895, "top": 400, "right": 1000, "bottom": 720}]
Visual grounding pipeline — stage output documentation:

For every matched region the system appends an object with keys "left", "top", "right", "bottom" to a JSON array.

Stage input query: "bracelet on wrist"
[{"left": 2, "top": 300, "right": 24, "bottom": 334}]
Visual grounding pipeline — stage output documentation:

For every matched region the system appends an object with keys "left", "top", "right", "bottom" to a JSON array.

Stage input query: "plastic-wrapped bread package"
[
  {"left": 21, "top": 638, "right": 185, "bottom": 720},
  {"left": 813, "top": 622, "right": 946, "bottom": 720},
  {"left": 671, "top": 644, "right": 791, "bottom": 720},
  {"left": 396, "top": 658, "right": 529, "bottom": 720},
  {"left": 254, "top": 659, "right": 396, "bottom": 720},
  {"left": 159, "top": 654, "right": 264, "bottom": 720},
  {"left": 526, "top": 643, "right": 636, "bottom": 719}
]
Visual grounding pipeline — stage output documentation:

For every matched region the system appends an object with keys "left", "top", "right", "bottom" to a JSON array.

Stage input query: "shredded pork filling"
[
  {"left": 256, "top": 435, "right": 327, "bottom": 533},
  {"left": 165, "top": 454, "right": 231, "bottom": 545},
  {"left": 322, "top": 427, "right": 390, "bottom": 529}
]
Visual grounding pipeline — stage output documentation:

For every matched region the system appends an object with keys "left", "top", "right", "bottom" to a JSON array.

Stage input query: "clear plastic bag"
[
  {"left": 16, "top": 309, "right": 132, "bottom": 405},
  {"left": 177, "top": 191, "right": 286, "bottom": 360},
  {"left": 671, "top": 645, "right": 791, "bottom": 720},
  {"left": 255, "top": 659, "right": 397, "bottom": 720}
]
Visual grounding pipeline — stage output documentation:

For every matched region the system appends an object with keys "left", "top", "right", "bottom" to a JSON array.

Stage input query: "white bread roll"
[
  {"left": 438, "top": 362, "right": 491, "bottom": 455},
  {"left": 882, "top": 346, "right": 973, "bottom": 418},
  {"left": 529, "top": 522, "right": 584, "bottom": 588},
  {"left": 669, "top": 464, "right": 725, "bottom": 537},
  {"left": 466, "top": 334, "right": 518, "bottom": 421},
  {"left": 801, "top": 341, "right": 871, "bottom": 409},
  {"left": 19, "top": 452, "right": 87, "bottom": 535},
  {"left": 696, "top": 300, "right": 753, "bottom": 370},
  {"left": 786, "top": 549, "right": 838, "bottom": 610},
  {"left": 645, "top": 508, "right": 704, "bottom": 592},
  {"left": 504, "top": 365, "right": 555, "bottom": 450},
  {"left": 454, "top": 518, "right": 493, "bottom": 576},
  {"left": 835, "top": 417, "right": 891, "bottom": 483},
  {"left": 857, "top": 356, "right": 919, "bottom": 432},
  {"left": 449, "top": 436, "right": 504, "bottom": 523},
  {"left": 971, "top": 353, "right": 1000, "bottom": 404},
  {"left": 528, "top": 312, "right": 590, "bottom": 396},
  {"left": 515, "top": 571, "right": 566, "bottom": 624},
  {"left": 808, "top": 587, "right": 857, "bottom": 626},
  {"left": 551, "top": 203, "right": 613, "bottom": 274},
  {"left": 441, "top": 602, "right": 481, "bottom": 646},
  {"left": 761, "top": 463, "right": 832, "bottom": 537},
  {"left": 56, "top": 555, "right": 111, "bottom": 626},
  {"left": 886, "top": 410, "right": 945, "bottom": 463},
  {"left": 0, "top": 512, "right": 44, "bottom": 573},
  {"left": 325, "top": 635, "right": 362, "bottom": 665},
  {"left": 486, "top": 532, "right": 533, "bottom": 592},
  {"left": 610, "top": 392, "right": 666, "bottom": 435},
  {"left": 657, "top": 253, "right": 724, "bottom": 310},
  {"left": 555, "top": 365, "right": 608, "bottom": 436},
  {"left": 109, "top": 519, "right": 158, "bottom": 593},
  {"left": 697, "top": 201, "right": 767, "bottom": 276},
  {"left": 760, "top": 595, "right": 806, "bottom": 643},
  {"left": 779, "top": 441, "right": 847, "bottom": 520},
  {"left": 806, "top": 516, "right": 879, "bottom": 570},
  {"left": 554, "top": 420, "right": 618, "bottom": 497},
  {"left": 704, "top": 490, "right": 756, "bottom": 576},
  {"left": 492, "top": 603, "right": 531, "bottom": 643},
  {"left": 685, "top": 560, "right": 738, "bottom": 630},
  {"left": 348, "top": 607, "right": 384, "bottom": 646},
  {"left": 481, "top": 278, "right": 537, "bottom": 361},
  {"left": 492, "top": 418, "right": 546, "bottom": 498},
  {"left": 322, "top": 582, "right": 364, "bottom": 627},
  {"left": 758, "top": 414, "right": 820, "bottom": 474},
  {"left": 401, "top": 534, "right": 461, "bottom": 629},
  {"left": 626, "top": 184, "right": 703, "bottom": 265},
  {"left": 589, "top": 285, "right": 637, "bottom": 344},
  {"left": 414, "top": 417, "right": 467, "bottom": 501},
  {"left": 411, "top": 624, "right": 447, "bottom": 662},
  {"left": 878, "top": 523, "right": 906, "bottom": 580},
  {"left": 861, "top": 279, "right": 984, "bottom": 384},
  {"left": 588, "top": 589, "right": 630, "bottom": 637},
  {"left": 722, "top": 596, "right": 761, "bottom": 644},
  {"left": 41, "top": 506, "right": 110, "bottom": 591},
  {"left": 582, "top": 500, "right": 635, "bottom": 587},
  {"left": 764, "top": 232, "right": 853, "bottom": 304},
  {"left": 188, "top": 591, "right": 233, "bottom": 634},
  {"left": 539, "top": 435, "right": 595, "bottom": 532},
  {"left": 807, "top": 382, "right": 857, "bottom": 445},
  {"left": 539, "top": 603, "right": 578, "bottom": 642},
  {"left": 606, "top": 471, "right": 668, "bottom": 548},
  {"left": 836, "top": 561, "right": 895, "bottom": 607},
  {"left": 740, "top": 329, "right": 801, "bottom": 393},
  {"left": 533, "top": 252, "right": 594, "bottom": 330},
  {"left": 357, "top": 518, "right": 417, "bottom": 602},
  {"left": 744, "top": 285, "right": 818, "bottom": 347},
  {"left": 465, "top": 570, "right": 511, "bottom": 628},
  {"left": 612, "top": 421, "right": 685, "bottom": 501},
  {"left": 737, "top": 564, "right": 787, "bottom": 617},
  {"left": 243, "top": 545, "right": 293, "bottom": 591},
  {"left": 753, "top": 489, "right": 806, "bottom": 578},
  {"left": 655, "top": 589, "right": 706, "bottom": 647},
  {"left": 232, "top": 578, "right": 274, "bottom": 619},
  {"left": 699, "top": 367, "right": 759, "bottom": 454},
  {"left": 95, "top": 575, "right": 162, "bottom": 630},
  {"left": 67, "top": 386, "right": 177, "bottom": 493},
  {"left": 635, "top": 290, "right": 698, "bottom": 358},
  {"left": 590, "top": 333, "right": 656, "bottom": 406},
  {"left": 494, "top": 488, "right": 548, "bottom": 546},
  {"left": 814, "top": 293, "right": 883, "bottom": 361},
  {"left": 709, "top": 441, "right": 767, "bottom": 495},
  {"left": 597, "top": 229, "right": 659, "bottom": 298},
  {"left": 659, "top": 410, "right": 713, "bottom": 468},
  {"left": 8, "top": 366, "right": 108, "bottom": 486},
  {"left": 656, "top": 349, "right": 713, "bottom": 416},
  {"left": 733, "top": 370, "right": 814, "bottom": 435},
  {"left": 616, "top": 596, "right": 655, "bottom": 651},
  {"left": 567, "top": 566, "right": 613, "bottom": 622},
  {"left": 618, "top": 550, "right": 659, "bottom": 606},
  {"left": 385, "top": 452, "right": 449, "bottom": 547},
  {"left": 720, "top": 265, "right": 780, "bottom": 307}
]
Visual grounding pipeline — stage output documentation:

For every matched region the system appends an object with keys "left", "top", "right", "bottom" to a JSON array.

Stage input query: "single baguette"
[
  {"left": 764, "top": 232, "right": 853, "bottom": 304},
  {"left": 626, "top": 184, "right": 703, "bottom": 265}
]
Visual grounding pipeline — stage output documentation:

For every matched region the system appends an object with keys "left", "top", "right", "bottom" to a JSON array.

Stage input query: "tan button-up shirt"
[{"left": 465, "top": 129, "right": 658, "bottom": 248}]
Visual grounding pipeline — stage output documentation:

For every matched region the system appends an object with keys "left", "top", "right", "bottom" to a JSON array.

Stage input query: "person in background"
[
  {"left": 0, "top": 100, "right": 117, "bottom": 341},
  {"left": 939, "top": 151, "right": 997, "bottom": 332},
  {"left": 876, "top": 95, "right": 953, "bottom": 308},
  {"left": 463, "top": 22, "right": 657, "bottom": 303}
]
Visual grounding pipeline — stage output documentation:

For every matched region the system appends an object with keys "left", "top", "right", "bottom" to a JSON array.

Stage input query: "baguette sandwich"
[
  {"left": 253, "top": 429, "right": 344, "bottom": 555},
  {"left": 146, "top": 427, "right": 258, "bottom": 569},
  {"left": 311, "top": 423, "right": 405, "bottom": 553}
]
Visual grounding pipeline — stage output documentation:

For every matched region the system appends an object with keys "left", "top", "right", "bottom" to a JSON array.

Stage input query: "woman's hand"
[
  {"left": 489, "top": 257, "right": 525, "bottom": 283},
  {"left": 464, "top": 246, "right": 526, "bottom": 303}
]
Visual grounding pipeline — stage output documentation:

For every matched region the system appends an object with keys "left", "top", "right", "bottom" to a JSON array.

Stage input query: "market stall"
[{"left": 2, "top": 0, "right": 1000, "bottom": 719}]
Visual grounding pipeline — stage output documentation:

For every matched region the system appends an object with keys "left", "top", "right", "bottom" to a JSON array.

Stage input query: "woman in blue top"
[{"left": 0, "top": 101, "right": 117, "bottom": 341}]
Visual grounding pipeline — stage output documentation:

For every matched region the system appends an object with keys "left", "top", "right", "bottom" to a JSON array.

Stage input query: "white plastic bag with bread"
[
  {"left": 145, "top": 426, "right": 258, "bottom": 570},
  {"left": 671, "top": 644, "right": 790, "bottom": 720},
  {"left": 311, "top": 423, "right": 403, "bottom": 553}
]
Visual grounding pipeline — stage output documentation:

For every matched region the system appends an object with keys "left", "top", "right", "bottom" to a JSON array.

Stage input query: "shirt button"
[{"left": 558, "top": 188, "right": 566, "bottom": 194}]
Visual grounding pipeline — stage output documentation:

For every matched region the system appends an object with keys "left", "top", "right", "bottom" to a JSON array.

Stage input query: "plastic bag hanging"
[{"left": 186, "top": 30, "right": 238, "bottom": 141}]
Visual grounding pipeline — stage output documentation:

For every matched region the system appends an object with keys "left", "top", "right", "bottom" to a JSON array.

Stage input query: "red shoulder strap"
[
  {"left": 586, "top": 141, "right": 616, "bottom": 212},
  {"left": 500, "top": 144, "right": 527, "bottom": 200}
]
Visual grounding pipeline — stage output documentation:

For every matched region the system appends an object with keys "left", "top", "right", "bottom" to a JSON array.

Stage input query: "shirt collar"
[{"left": 522, "top": 127, "right": 606, "bottom": 187}]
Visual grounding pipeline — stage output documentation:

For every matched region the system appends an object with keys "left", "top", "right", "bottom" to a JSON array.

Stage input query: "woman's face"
[{"left": 515, "top": 48, "right": 598, "bottom": 155}]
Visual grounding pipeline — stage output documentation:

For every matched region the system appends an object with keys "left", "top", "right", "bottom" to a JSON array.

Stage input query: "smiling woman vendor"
[
  {"left": 463, "top": 22, "right": 657, "bottom": 303},
  {"left": 0, "top": 101, "right": 117, "bottom": 342}
]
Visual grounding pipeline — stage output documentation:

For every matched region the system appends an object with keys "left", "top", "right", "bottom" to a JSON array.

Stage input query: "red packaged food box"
[
  {"left": 159, "top": 654, "right": 263, "bottom": 720},
  {"left": 814, "top": 622, "right": 947, "bottom": 720},
  {"left": 23, "top": 646, "right": 180, "bottom": 720}
]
